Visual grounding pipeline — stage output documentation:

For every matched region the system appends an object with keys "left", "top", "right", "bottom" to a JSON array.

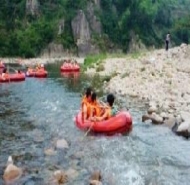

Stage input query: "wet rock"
[
  {"left": 163, "top": 116, "right": 176, "bottom": 129},
  {"left": 169, "top": 117, "right": 190, "bottom": 139},
  {"left": 151, "top": 113, "right": 163, "bottom": 124},
  {"left": 44, "top": 148, "right": 57, "bottom": 156},
  {"left": 89, "top": 171, "right": 102, "bottom": 185},
  {"left": 56, "top": 139, "right": 69, "bottom": 149},
  {"left": 176, "top": 115, "right": 183, "bottom": 124},
  {"left": 53, "top": 170, "right": 68, "bottom": 184},
  {"left": 180, "top": 111, "right": 190, "bottom": 121},
  {"left": 160, "top": 112, "right": 168, "bottom": 119},
  {"left": 142, "top": 113, "right": 163, "bottom": 124},
  {"left": 3, "top": 156, "right": 22, "bottom": 183},
  {"left": 177, "top": 121, "right": 190, "bottom": 133},
  {"left": 142, "top": 114, "right": 152, "bottom": 122},
  {"left": 147, "top": 106, "right": 157, "bottom": 114}
]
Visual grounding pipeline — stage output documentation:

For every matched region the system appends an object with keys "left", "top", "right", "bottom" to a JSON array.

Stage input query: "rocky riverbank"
[
  {"left": 1, "top": 57, "right": 84, "bottom": 66},
  {"left": 86, "top": 44, "right": 190, "bottom": 138}
]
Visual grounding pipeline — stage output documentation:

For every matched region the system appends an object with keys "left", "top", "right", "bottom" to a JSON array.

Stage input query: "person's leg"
[{"left": 165, "top": 40, "right": 169, "bottom": 51}]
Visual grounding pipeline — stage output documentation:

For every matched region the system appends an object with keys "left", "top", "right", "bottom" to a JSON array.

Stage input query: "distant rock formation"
[
  {"left": 128, "top": 31, "right": 146, "bottom": 53},
  {"left": 26, "top": 0, "right": 39, "bottom": 16},
  {"left": 40, "top": 0, "right": 102, "bottom": 57},
  {"left": 40, "top": 43, "right": 66, "bottom": 58},
  {"left": 58, "top": 19, "right": 65, "bottom": 35},
  {"left": 86, "top": 1, "right": 102, "bottom": 34},
  {"left": 71, "top": 0, "right": 101, "bottom": 57},
  {"left": 71, "top": 10, "right": 93, "bottom": 57}
]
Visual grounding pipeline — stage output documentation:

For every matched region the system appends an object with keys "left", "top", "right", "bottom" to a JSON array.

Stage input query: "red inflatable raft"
[
  {"left": 0, "top": 63, "right": 5, "bottom": 69},
  {"left": 61, "top": 71, "right": 80, "bottom": 78},
  {"left": 60, "top": 65, "right": 80, "bottom": 72},
  {"left": 26, "top": 70, "right": 48, "bottom": 78},
  {"left": 0, "top": 73, "right": 25, "bottom": 83},
  {"left": 75, "top": 111, "right": 132, "bottom": 135}
]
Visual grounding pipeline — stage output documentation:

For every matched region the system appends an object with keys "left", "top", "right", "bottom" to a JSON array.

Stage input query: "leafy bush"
[{"left": 83, "top": 54, "right": 107, "bottom": 70}]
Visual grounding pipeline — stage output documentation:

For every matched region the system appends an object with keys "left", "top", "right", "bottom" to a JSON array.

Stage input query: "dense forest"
[{"left": 0, "top": 0, "right": 190, "bottom": 57}]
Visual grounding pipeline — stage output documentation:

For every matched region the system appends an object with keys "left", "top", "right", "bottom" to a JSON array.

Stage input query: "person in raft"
[
  {"left": 0, "top": 60, "right": 4, "bottom": 65},
  {"left": 38, "top": 64, "right": 45, "bottom": 72},
  {"left": 90, "top": 93, "right": 118, "bottom": 121},
  {"left": 35, "top": 63, "right": 41, "bottom": 71},
  {"left": 16, "top": 70, "right": 21, "bottom": 74},
  {"left": 81, "top": 87, "right": 93, "bottom": 121},
  {"left": 89, "top": 92, "right": 105, "bottom": 118},
  {"left": 27, "top": 66, "right": 33, "bottom": 72},
  {"left": 2, "top": 68, "right": 9, "bottom": 80}
]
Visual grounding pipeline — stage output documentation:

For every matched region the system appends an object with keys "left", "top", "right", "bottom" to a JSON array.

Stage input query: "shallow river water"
[{"left": 0, "top": 63, "right": 190, "bottom": 185}]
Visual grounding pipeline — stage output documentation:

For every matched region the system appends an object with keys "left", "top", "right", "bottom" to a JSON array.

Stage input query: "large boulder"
[
  {"left": 53, "top": 170, "right": 68, "bottom": 184},
  {"left": 3, "top": 156, "right": 22, "bottom": 183},
  {"left": 56, "top": 139, "right": 69, "bottom": 149},
  {"left": 176, "top": 121, "right": 190, "bottom": 138},
  {"left": 89, "top": 171, "right": 102, "bottom": 185},
  {"left": 142, "top": 113, "right": 163, "bottom": 124}
]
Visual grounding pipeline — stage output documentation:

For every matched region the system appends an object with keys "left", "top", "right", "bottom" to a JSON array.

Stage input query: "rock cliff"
[
  {"left": 26, "top": 0, "right": 39, "bottom": 15},
  {"left": 70, "top": 0, "right": 101, "bottom": 57}
]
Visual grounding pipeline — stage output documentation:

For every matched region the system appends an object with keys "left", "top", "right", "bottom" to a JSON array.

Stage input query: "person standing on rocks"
[{"left": 165, "top": 32, "right": 170, "bottom": 51}]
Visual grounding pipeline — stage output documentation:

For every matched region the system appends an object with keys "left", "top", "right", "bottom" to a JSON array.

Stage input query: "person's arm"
[
  {"left": 94, "top": 109, "right": 109, "bottom": 121},
  {"left": 82, "top": 104, "right": 88, "bottom": 120}
]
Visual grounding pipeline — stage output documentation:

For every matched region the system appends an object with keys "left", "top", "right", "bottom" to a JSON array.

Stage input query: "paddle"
[{"left": 83, "top": 121, "right": 95, "bottom": 137}]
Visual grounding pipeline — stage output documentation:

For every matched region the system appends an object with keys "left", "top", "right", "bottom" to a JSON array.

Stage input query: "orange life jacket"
[{"left": 90, "top": 100, "right": 102, "bottom": 117}]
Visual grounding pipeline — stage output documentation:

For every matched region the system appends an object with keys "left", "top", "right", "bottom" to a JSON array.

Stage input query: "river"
[{"left": 0, "top": 63, "right": 190, "bottom": 185}]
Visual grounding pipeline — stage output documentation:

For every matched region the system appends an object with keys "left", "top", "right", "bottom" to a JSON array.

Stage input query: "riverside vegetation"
[{"left": 0, "top": 0, "right": 190, "bottom": 57}]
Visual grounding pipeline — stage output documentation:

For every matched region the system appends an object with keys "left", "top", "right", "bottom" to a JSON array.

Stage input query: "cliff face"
[
  {"left": 86, "top": 0, "right": 101, "bottom": 34},
  {"left": 40, "top": 0, "right": 101, "bottom": 57},
  {"left": 26, "top": 0, "right": 39, "bottom": 15},
  {"left": 71, "top": 10, "right": 100, "bottom": 57},
  {"left": 70, "top": 0, "right": 101, "bottom": 57}
]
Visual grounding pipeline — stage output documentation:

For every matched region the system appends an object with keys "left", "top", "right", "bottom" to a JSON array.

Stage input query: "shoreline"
[
  {"left": 85, "top": 43, "right": 190, "bottom": 137},
  {"left": 1, "top": 57, "right": 85, "bottom": 66}
]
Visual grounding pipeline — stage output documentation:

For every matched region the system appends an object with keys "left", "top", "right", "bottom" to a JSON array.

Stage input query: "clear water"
[{"left": 0, "top": 63, "right": 190, "bottom": 185}]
